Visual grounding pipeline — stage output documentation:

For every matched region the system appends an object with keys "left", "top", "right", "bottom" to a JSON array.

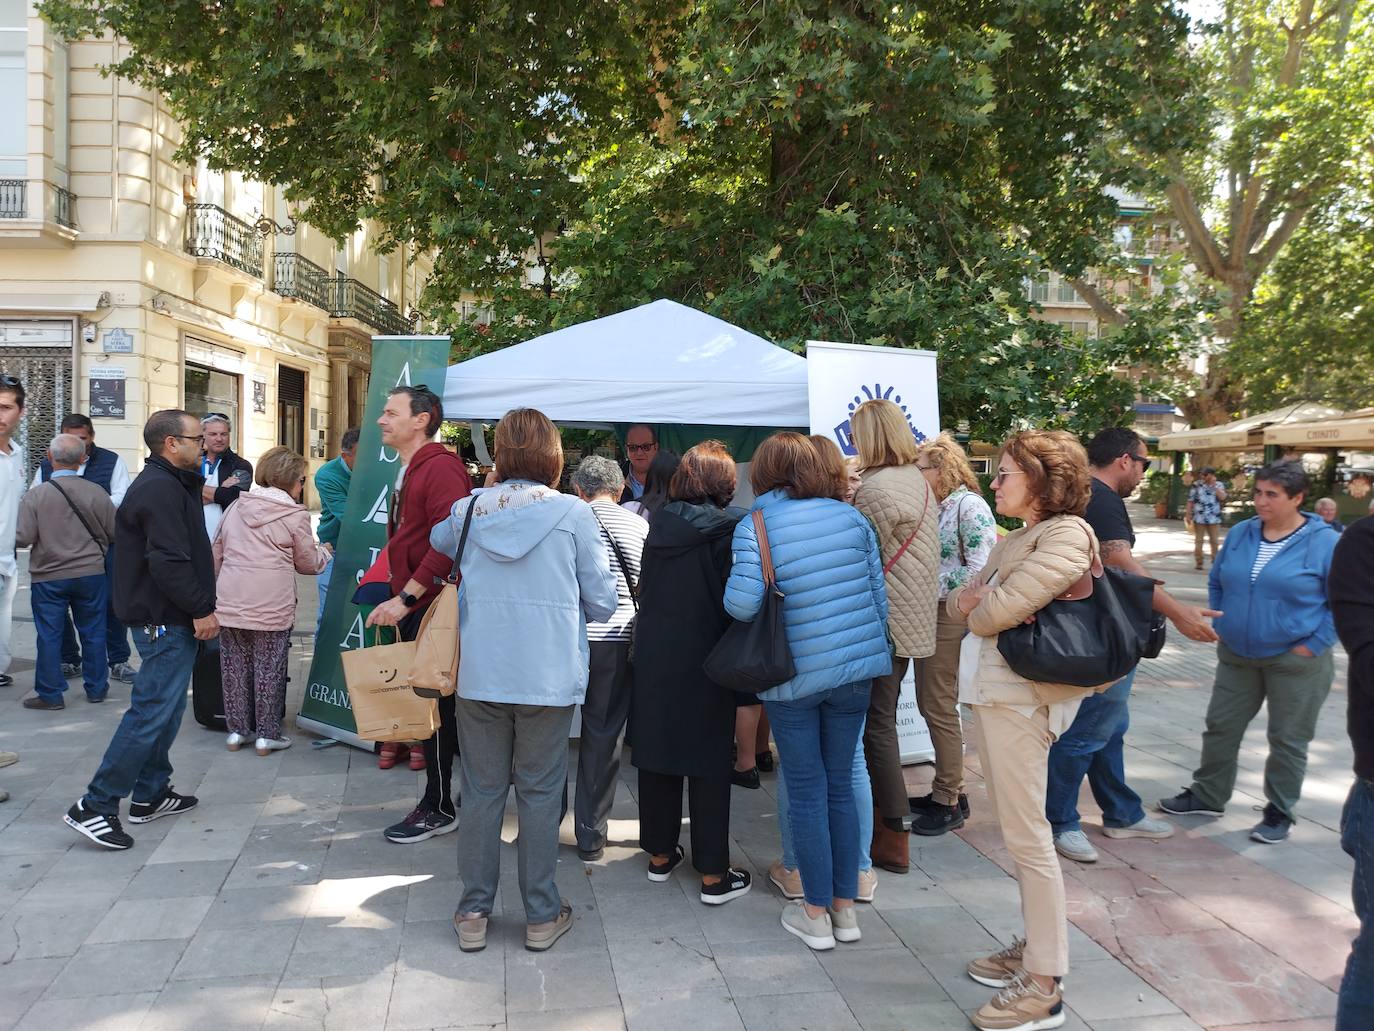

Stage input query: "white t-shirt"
[{"left": 0, "top": 441, "right": 27, "bottom": 579}]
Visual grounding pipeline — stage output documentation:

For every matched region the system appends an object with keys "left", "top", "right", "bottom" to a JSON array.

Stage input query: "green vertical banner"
[{"left": 296, "top": 336, "right": 453, "bottom": 748}]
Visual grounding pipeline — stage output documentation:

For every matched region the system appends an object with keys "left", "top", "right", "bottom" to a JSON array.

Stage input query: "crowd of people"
[{"left": 0, "top": 372, "right": 1370, "bottom": 1030}]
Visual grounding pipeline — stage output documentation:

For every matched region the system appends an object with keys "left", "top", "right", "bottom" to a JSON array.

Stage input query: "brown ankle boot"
[{"left": 870, "top": 808, "right": 910, "bottom": 874}]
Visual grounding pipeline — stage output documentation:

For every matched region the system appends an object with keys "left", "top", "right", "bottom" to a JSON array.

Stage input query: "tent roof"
[
  {"left": 442, "top": 299, "right": 807, "bottom": 427},
  {"left": 1264, "top": 407, "right": 1374, "bottom": 449},
  {"left": 1156, "top": 402, "right": 1342, "bottom": 452}
]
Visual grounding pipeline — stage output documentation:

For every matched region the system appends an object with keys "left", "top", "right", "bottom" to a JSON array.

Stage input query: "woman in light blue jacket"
[
  {"left": 430, "top": 408, "right": 617, "bottom": 956},
  {"left": 724, "top": 432, "right": 891, "bottom": 951}
]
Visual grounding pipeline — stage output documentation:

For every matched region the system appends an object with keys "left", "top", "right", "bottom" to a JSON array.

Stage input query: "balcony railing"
[
  {"left": 328, "top": 276, "right": 415, "bottom": 335},
  {"left": 54, "top": 185, "right": 77, "bottom": 229},
  {"left": 185, "top": 203, "right": 264, "bottom": 278},
  {"left": 1, "top": 180, "right": 24, "bottom": 219},
  {"left": 273, "top": 252, "right": 333, "bottom": 311}
]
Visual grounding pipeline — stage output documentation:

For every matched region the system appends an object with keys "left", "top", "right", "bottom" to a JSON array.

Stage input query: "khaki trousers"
[
  {"left": 913, "top": 606, "right": 967, "bottom": 805},
  {"left": 1194, "top": 522, "right": 1220, "bottom": 566},
  {"left": 865, "top": 655, "right": 910, "bottom": 821},
  {"left": 971, "top": 703, "right": 1071, "bottom": 977}
]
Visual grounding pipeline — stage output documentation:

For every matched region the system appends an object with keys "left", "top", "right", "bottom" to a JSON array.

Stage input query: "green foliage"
[
  {"left": 39, "top": 0, "right": 1203, "bottom": 440},
  {"left": 1138, "top": 469, "right": 1171, "bottom": 505}
]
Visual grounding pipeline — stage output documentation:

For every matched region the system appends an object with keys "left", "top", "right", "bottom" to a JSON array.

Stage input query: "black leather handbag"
[
  {"left": 703, "top": 510, "right": 795, "bottom": 694},
  {"left": 996, "top": 532, "right": 1156, "bottom": 689}
]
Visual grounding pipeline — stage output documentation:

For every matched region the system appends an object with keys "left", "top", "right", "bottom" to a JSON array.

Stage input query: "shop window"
[
  {"left": 278, "top": 364, "right": 306, "bottom": 455},
  {"left": 185, "top": 361, "right": 240, "bottom": 448}
]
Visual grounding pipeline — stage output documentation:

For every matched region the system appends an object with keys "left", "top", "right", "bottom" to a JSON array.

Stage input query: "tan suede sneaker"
[
  {"left": 453, "top": 912, "right": 487, "bottom": 953},
  {"left": 525, "top": 900, "right": 573, "bottom": 952},
  {"left": 856, "top": 867, "right": 877, "bottom": 903},
  {"left": 966, "top": 936, "right": 1026, "bottom": 988},
  {"left": 768, "top": 860, "right": 803, "bottom": 899},
  {"left": 970, "top": 970, "right": 1065, "bottom": 1031}
]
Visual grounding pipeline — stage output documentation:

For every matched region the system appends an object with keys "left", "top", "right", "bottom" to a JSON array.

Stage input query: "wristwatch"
[{"left": 399, "top": 591, "right": 420, "bottom": 608}]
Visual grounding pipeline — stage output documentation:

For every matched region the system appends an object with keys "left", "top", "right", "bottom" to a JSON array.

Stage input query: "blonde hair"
[
  {"left": 851, "top": 399, "right": 920, "bottom": 470},
  {"left": 255, "top": 446, "right": 307, "bottom": 491},
  {"left": 917, "top": 433, "right": 981, "bottom": 501}
]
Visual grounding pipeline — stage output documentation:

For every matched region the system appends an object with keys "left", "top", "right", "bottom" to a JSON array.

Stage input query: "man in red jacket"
[{"left": 366, "top": 384, "right": 472, "bottom": 842}]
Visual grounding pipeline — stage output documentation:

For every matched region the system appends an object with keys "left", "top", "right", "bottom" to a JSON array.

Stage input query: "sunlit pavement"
[{"left": 0, "top": 506, "right": 1353, "bottom": 1030}]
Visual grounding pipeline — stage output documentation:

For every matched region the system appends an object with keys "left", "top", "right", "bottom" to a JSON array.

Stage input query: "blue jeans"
[
  {"left": 778, "top": 720, "right": 873, "bottom": 874},
  {"left": 765, "top": 681, "right": 872, "bottom": 907},
  {"left": 33, "top": 575, "right": 109, "bottom": 702},
  {"left": 1045, "top": 668, "right": 1145, "bottom": 834},
  {"left": 83, "top": 625, "right": 198, "bottom": 815},
  {"left": 61, "top": 548, "right": 130, "bottom": 667},
  {"left": 315, "top": 555, "right": 333, "bottom": 636},
  {"left": 1339, "top": 777, "right": 1374, "bottom": 1031}
]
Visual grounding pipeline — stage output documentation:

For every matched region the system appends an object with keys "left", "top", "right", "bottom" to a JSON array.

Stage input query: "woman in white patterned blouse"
[{"left": 909, "top": 433, "right": 997, "bottom": 835}]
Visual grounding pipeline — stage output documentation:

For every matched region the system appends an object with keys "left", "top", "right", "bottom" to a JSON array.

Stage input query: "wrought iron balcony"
[
  {"left": 273, "top": 252, "right": 333, "bottom": 311},
  {"left": 327, "top": 276, "right": 415, "bottom": 335},
  {"left": 1, "top": 180, "right": 24, "bottom": 219},
  {"left": 54, "top": 184, "right": 77, "bottom": 229},
  {"left": 185, "top": 203, "right": 264, "bottom": 277}
]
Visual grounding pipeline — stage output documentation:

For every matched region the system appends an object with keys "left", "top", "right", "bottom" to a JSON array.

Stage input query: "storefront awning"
[
  {"left": 1263, "top": 408, "right": 1374, "bottom": 449},
  {"left": 0, "top": 292, "right": 106, "bottom": 314},
  {"left": 1156, "top": 402, "right": 1342, "bottom": 452}
]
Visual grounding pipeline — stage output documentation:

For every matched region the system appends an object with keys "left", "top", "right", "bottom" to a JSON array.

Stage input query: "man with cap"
[{"left": 1187, "top": 467, "right": 1227, "bottom": 569}]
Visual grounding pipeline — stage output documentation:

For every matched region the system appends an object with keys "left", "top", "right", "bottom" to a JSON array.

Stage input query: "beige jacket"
[
  {"left": 947, "top": 514, "right": 1106, "bottom": 706},
  {"left": 854, "top": 463, "right": 939, "bottom": 658}
]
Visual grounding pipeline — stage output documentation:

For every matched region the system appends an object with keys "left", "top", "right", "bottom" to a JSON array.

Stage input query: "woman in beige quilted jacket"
[
  {"left": 947, "top": 430, "right": 1096, "bottom": 1031},
  {"left": 849, "top": 399, "right": 940, "bottom": 875}
]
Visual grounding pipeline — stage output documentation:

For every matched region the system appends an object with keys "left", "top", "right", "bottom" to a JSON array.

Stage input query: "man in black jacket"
[
  {"left": 64, "top": 410, "right": 220, "bottom": 850},
  {"left": 1331, "top": 514, "right": 1374, "bottom": 1030},
  {"left": 198, "top": 412, "right": 252, "bottom": 539}
]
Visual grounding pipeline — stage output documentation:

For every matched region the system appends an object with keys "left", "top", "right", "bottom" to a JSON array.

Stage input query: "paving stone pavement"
[{"left": 0, "top": 507, "right": 1357, "bottom": 1030}]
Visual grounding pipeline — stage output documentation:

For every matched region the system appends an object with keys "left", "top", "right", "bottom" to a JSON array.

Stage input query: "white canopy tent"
[{"left": 441, "top": 299, "right": 808, "bottom": 428}]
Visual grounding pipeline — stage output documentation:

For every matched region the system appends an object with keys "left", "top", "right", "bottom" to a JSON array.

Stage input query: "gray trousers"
[
  {"left": 574, "top": 641, "right": 633, "bottom": 853},
  {"left": 455, "top": 696, "right": 574, "bottom": 924}
]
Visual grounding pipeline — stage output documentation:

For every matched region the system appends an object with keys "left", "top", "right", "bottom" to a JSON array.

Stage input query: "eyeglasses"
[
  {"left": 626, "top": 443, "right": 657, "bottom": 454},
  {"left": 298, "top": 477, "right": 307, "bottom": 486},
  {"left": 991, "top": 469, "right": 1025, "bottom": 485},
  {"left": 172, "top": 434, "right": 205, "bottom": 444},
  {"left": 0, "top": 375, "right": 21, "bottom": 388}
]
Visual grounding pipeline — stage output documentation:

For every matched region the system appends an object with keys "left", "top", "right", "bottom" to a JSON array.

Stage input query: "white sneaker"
[
  {"left": 1053, "top": 829, "right": 1099, "bottom": 863},
  {"left": 829, "top": 905, "right": 861, "bottom": 943},
  {"left": 255, "top": 736, "right": 291, "bottom": 756},
  {"left": 225, "top": 732, "right": 249, "bottom": 751},
  {"left": 1102, "top": 816, "right": 1175, "bottom": 840},
  {"left": 780, "top": 901, "right": 835, "bottom": 951}
]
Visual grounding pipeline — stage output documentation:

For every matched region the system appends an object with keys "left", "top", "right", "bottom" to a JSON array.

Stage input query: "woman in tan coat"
[
  {"left": 948, "top": 430, "right": 1096, "bottom": 1031},
  {"left": 850, "top": 399, "right": 940, "bottom": 873}
]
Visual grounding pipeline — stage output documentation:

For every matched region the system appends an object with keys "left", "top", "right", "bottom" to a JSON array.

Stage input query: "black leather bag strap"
[
  {"left": 50, "top": 479, "right": 107, "bottom": 557},
  {"left": 591, "top": 508, "right": 638, "bottom": 610},
  {"left": 447, "top": 498, "right": 477, "bottom": 582}
]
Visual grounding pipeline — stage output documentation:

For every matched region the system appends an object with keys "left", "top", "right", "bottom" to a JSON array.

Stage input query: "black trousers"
[
  {"left": 399, "top": 608, "right": 458, "bottom": 818},
  {"left": 637, "top": 768, "right": 731, "bottom": 876},
  {"left": 574, "top": 641, "right": 633, "bottom": 852}
]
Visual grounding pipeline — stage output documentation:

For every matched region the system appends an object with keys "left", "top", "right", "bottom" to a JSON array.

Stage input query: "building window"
[
  {"left": 185, "top": 361, "right": 241, "bottom": 449},
  {"left": 52, "top": 40, "right": 67, "bottom": 187},
  {"left": 1054, "top": 278, "right": 1079, "bottom": 304},
  {"left": 277, "top": 364, "right": 306, "bottom": 455},
  {"left": 1, "top": 7, "right": 25, "bottom": 182},
  {"left": 1054, "top": 320, "right": 1095, "bottom": 338},
  {"left": 1026, "top": 272, "right": 1051, "bottom": 304}
]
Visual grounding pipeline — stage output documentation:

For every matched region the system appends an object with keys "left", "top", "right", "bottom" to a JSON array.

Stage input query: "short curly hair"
[
  {"left": 916, "top": 433, "right": 981, "bottom": 501},
  {"left": 999, "top": 430, "right": 1091, "bottom": 518}
]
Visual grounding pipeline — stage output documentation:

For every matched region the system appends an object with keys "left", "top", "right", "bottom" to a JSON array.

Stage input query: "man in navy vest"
[{"left": 33, "top": 414, "right": 135, "bottom": 682}]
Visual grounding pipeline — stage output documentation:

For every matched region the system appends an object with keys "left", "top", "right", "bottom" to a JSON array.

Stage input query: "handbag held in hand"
[
  {"left": 703, "top": 510, "right": 795, "bottom": 693},
  {"left": 342, "top": 626, "right": 438, "bottom": 742},
  {"left": 409, "top": 499, "right": 475, "bottom": 699},
  {"left": 995, "top": 540, "right": 1156, "bottom": 690}
]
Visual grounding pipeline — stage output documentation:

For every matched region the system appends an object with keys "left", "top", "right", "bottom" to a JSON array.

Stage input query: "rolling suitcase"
[{"left": 192, "top": 638, "right": 288, "bottom": 732}]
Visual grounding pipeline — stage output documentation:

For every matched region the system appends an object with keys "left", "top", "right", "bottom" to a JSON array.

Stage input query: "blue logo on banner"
[{"left": 834, "top": 383, "right": 927, "bottom": 456}]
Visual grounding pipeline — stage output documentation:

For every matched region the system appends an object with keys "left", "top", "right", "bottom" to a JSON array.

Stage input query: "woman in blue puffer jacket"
[{"left": 724, "top": 431, "right": 891, "bottom": 952}]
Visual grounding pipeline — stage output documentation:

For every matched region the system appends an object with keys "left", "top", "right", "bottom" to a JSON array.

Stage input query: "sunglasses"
[
  {"left": 1128, "top": 454, "right": 1150, "bottom": 467},
  {"left": 201, "top": 413, "right": 230, "bottom": 426},
  {"left": 0, "top": 375, "right": 21, "bottom": 388}
]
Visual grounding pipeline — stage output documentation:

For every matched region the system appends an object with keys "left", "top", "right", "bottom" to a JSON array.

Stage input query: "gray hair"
[
  {"left": 572, "top": 455, "right": 624, "bottom": 500},
  {"left": 1315, "top": 497, "right": 1338, "bottom": 513},
  {"left": 1254, "top": 460, "right": 1308, "bottom": 500},
  {"left": 49, "top": 433, "right": 86, "bottom": 466}
]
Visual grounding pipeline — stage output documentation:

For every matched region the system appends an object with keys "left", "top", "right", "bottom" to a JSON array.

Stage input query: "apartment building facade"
[{"left": 0, "top": 8, "right": 430, "bottom": 489}]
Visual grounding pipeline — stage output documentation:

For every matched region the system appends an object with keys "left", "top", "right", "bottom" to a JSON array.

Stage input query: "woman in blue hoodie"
[
  {"left": 1160, "top": 460, "right": 1339, "bottom": 844},
  {"left": 430, "top": 408, "right": 618, "bottom": 955},
  {"left": 725, "top": 432, "right": 891, "bottom": 951}
]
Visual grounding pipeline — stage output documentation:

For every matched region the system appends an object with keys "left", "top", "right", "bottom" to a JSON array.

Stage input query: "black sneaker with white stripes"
[
  {"left": 128, "top": 788, "right": 198, "bottom": 824},
  {"left": 64, "top": 800, "right": 134, "bottom": 850}
]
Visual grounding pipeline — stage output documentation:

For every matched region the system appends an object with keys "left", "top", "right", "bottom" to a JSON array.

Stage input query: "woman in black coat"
[{"left": 630, "top": 440, "right": 752, "bottom": 906}]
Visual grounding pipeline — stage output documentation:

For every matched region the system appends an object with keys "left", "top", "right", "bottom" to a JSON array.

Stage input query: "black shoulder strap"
[
  {"left": 448, "top": 497, "right": 477, "bottom": 582},
  {"left": 50, "top": 479, "right": 107, "bottom": 557},
  {"left": 591, "top": 507, "right": 639, "bottom": 609}
]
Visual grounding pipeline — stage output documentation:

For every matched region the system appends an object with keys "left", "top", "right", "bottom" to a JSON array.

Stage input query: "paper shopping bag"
[{"left": 342, "top": 628, "right": 438, "bottom": 742}]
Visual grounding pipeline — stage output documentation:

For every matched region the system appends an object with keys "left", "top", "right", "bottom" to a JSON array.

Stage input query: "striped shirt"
[
  {"left": 1251, "top": 526, "right": 1301, "bottom": 581},
  {"left": 586, "top": 499, "right": 648, "bottom": 642}
]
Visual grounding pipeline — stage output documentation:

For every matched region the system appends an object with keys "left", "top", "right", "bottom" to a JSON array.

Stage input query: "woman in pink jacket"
[{"left": 213, "top": 446, "right": 331, "bottom": 755}]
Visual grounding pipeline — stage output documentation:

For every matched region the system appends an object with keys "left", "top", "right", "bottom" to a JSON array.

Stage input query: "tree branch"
[
  {"left": 1068, "top": 277, "right": 1127, "bottom": 326},
  {"left": 1165, "top": 179, "right": 1228, "bottom": 280},
  {"left": 1251, "top": 205, "right": 1312, "bottom": 275}
]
